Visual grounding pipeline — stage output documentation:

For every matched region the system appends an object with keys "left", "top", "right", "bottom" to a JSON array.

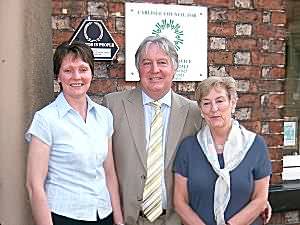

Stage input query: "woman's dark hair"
[{"left": 53, "top": 41, "right": 94, "bottom": 79}]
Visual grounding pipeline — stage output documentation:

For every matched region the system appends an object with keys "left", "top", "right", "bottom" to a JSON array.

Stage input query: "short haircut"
[
  {"left": 53, "top": 41, "right": 94, "bottom": 79},
  {"left": 135, "top": 36, "right": 178, "bottom": 71},
  {"left": 195, "top": 76, "right": 238, "bottom": 106}
]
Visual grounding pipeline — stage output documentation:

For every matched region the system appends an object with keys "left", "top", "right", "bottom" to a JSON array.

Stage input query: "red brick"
[
  {"left": 236, "top": 79, "right": 258, "bottom": 93},
  {"left": 261, "top": 108, "right": 283, "bottom": 120},
  {"left": 271, "top": 160, "right": 283, "bottom": 173},
  {"left": 255, "top": 25, "right": 286, "bottom": 38},
  {"left": 251, "top": 106, "right": 283, "bottom": 121},
  {"left": 227, "top": 38, "right": 257, "bottom": 51},
  {"left": 270, "top": 173, "right": 282, "bottom": 185},
  {"left": 267, "top": 121, "right": 284, "bottom": 133},
  {"left": 109, "top": 64, "right": 125, "bottom": 78},
  {"left": 70, "top": 17, "right": 85, "bottom": 31},
  {"left": 194, "top": 0, "right": 233, "bottom": 7},
  {"left": 108, "top": 2, "right": 124, "bottom": 16},
  {"left": 208, "top": 23, "right": 235, "bottom": 36},
  {"left": 63, "top": 1, "right": 86, "bottom": 16},
  {"left": 241, "top": 121, "right": 261, "bottom": 133},
  {"left": 265, "top": 67, "right": 285, "bottom": 79},
  {"left": 94, "top": 62, "right": 109, "bottom": 78},
  {"left": 269, "top": 39, "right": 285, "bottom": 52},
  {"left": 52, "top": 30, "right": 73, "bottom": 46},
  {"left": 111, "top": 33, "right": 125, "bottom": 49},
  {"left": 227, "top": 10, "right": 262, "bottom": 23},
  {"left": 258, "top": 39, "right": 285, "bottom": 53},
  {"left": 141, "top": 0, "right": 165, "bottom": 3},
  {"left": 257, "top": 80, "right": 284, "bottom": 92},
  {"left": 105, "top": 17, "right": 115, "bottom": 33},
  {"left": 208, "top": 51, "right": 233, "bottom": 64},
  {"left": 267, "top": 94, "right": 285, "bottom": 108},
  {"left": 228, "top": 66, "right": 261, "bottom": 79},
  {"left": 263, "top": 134, "right": 283, "bottom": 147},
  {"left": 252, "top": 52, "right": 285, "bottom": 65},
  {"left": 237, "top": 94, "right": 260, "bottom": 107},
  {"left": 89, "top": 79, "right": 117, "bottom": 95},
  {"left": 52, "top": 1, "right": 63, "bottom": 15},
  {"left": 272, "top": 11, "right": 287, "bottom": 25},
  {"left": 269, "top": 147, "right": 283, "bottom": 161},
  {"left": 247, "top": 80, "right": 260, "bottom": 93},
  {"left": 255, "top": 0, "right": 286, "bottom": 10}
]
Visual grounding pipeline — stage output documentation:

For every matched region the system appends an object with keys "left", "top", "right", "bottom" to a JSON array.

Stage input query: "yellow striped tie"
[{"left": 142, "top": 101, "right": 163, "bottom": 222}]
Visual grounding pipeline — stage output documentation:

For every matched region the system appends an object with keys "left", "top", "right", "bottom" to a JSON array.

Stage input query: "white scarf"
[{"left": 196, "top": 120, "right": 256, "bottom": 225}]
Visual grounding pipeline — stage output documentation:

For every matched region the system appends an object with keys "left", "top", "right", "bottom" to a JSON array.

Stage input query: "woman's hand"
[{"left": 260, "top": 201, "right": 272, "bottom": 224}]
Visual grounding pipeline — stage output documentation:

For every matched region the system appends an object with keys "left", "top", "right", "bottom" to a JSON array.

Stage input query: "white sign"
[
  {"left": 125, "top": 3, "right": 207, "bottom": 81},
  {"left": 284, "top": 121, "right": 297, "bottom": 146}
]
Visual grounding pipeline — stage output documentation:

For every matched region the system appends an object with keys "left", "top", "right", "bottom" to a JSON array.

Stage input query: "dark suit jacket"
[{"left": 103, "top": 88, "right": 202, "bottom": 225}]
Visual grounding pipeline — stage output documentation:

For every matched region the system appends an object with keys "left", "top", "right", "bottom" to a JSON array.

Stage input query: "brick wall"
[{"left": 52, "top": 0, "right": 299, "bottom": 224}]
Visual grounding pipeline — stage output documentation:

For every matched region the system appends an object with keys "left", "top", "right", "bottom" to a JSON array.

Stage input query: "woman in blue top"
[
  {"left": 25, "top": 41, "right": 124, "bottom": 225},
  {"left": 173, "top": 76, "right": 272, "bottom": 225}
]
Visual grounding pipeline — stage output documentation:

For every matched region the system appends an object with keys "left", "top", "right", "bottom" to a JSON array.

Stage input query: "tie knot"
[{"left": 150, "top": 101, "right": 162, "bottom": 110}]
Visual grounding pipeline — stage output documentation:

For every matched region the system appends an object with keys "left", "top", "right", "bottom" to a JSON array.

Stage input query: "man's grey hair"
[{"left": 135, "top": 36, "right": 178, "bottom": 71}]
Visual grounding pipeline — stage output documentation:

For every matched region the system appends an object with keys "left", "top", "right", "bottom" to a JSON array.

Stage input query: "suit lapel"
[
  {"left": 123, "top": 88, "right": 147, "bottom": 170},
  {"left": 165, "top": 92, "right": 189, "bottom": 168}
]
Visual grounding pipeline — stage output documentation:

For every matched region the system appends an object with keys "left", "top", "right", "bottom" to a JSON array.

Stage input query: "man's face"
[{"left": 138, "top": 43, "right": 175, "bottom": 100}]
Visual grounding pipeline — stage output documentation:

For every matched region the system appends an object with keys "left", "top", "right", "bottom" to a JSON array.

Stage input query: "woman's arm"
[
  {"left": 26, "top": 136, "right": 53, "bottom": 225},
  {"left": 104, "top": 137, "right": 124, "bottom": 225},
  {"left": 174, "top": 173, "right": 206, "bottom": 225},
  {"left": 226, "top": 176, "right": 270, "bottom": 225}
]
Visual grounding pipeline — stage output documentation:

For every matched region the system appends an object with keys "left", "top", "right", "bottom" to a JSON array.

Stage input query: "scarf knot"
[{"left": 197, "top": 120, "right": 256, "bottom": 225}]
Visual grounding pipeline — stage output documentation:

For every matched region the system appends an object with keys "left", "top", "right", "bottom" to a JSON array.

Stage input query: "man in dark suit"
[{"left": 103, "top": 36, "right": 202, "bottom": 225}]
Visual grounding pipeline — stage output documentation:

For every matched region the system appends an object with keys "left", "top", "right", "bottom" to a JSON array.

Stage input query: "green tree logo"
[{"left": 152, "top": 19, "right": 184, "bottom": 51}]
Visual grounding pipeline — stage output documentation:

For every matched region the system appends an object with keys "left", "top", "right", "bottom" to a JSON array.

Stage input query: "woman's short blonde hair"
[{"left": 195, "top": 76, "right": 238, "bottom": 106}]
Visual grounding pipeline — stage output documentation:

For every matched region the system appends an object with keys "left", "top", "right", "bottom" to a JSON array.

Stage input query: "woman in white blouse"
[{"left": 25, "top": 41, "right": 124, "bottom": 225}]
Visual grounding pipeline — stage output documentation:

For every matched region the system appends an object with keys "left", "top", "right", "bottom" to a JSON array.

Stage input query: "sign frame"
[
  {"left": 69, "top": 18, "right": 119, "bottom": 61},
  {"left": 284, "top": 117, "right": 299, "bottom": 155},
  {"left": 125, "top": 2, "right": 207, "bottom": 81}
]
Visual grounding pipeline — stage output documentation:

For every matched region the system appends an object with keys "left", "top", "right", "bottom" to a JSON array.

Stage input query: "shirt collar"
[
  {"left": 56, "top": 92, "right": 96, "bottom": 118},
  {"left": 142, "top": 89, "right": 172, "bottom": 107}
]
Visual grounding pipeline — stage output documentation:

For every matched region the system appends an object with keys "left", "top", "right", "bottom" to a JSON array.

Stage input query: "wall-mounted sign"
[
  {"left": 284, "top": 120, "right": 298, "bottom": 147},
  {"left": 125, "top": 2, "right": 207, "bottom": 81},
  {"left": 70, "top": 19, "right": 119, "bottom": 61}
]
